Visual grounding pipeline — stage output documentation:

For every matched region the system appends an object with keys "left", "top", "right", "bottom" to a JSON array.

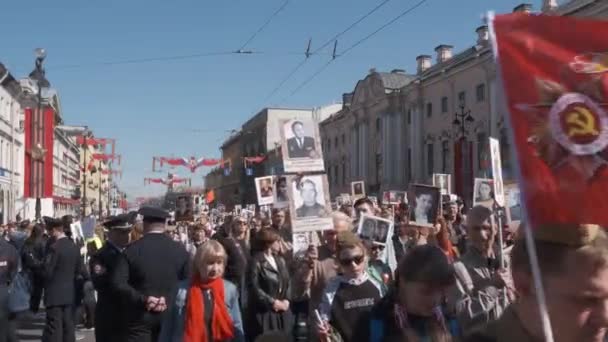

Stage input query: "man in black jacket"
[
  {"left": 89, "top": 213, "right": 133, "bottom": 342},
  {"left": 112, "top": 206, "right": 190, "bottom": 342},
  {"left": 0, "top": 235, "right": 19, "bottom": 342},
  {"left": 41, "top": 216, "right": 87, "bottom": 342}
]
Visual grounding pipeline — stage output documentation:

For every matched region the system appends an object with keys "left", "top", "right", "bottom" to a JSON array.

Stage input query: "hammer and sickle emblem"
[{"left": 566, "top": 106, "right": 600, "bottom": 137}]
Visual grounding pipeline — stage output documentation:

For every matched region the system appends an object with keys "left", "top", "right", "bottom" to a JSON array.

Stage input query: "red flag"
[
  {"left": 492, "top": 13, "right": 608, "bottom": 226},
  {"left": 206, "top": 190, "right": 215, "bottom": 204}
]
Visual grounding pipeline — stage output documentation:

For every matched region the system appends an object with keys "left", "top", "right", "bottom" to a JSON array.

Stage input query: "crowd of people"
[{"left": 0, "top": 194, "right": 607, "bottom": 342}]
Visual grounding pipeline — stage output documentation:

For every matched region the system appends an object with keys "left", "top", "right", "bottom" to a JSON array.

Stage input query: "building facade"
[
  {"left": 0, "top": 65, "right": 26, "bottom": 223},
  {"left": 53, "top": 130, "right": 80, "bottom": 217},
  {"left": 320, "top": 70, "right": 414, "bottom": 197},
  {"left": 79, "top": 142, "right": 110, "bottom": 217},
  {"left": 208, "top": 105, "right": 341, "bottom": 207}
]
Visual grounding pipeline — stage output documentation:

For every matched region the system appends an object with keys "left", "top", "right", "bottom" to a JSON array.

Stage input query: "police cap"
[
  {"left": 138, "top": 206, "right": 170, "bottom": 223},
  {"left": 103, "top": 214, "right": 133, "bottom": 230}
]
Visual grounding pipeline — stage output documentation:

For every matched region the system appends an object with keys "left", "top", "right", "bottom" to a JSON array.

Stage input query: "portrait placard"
[
  {"left": 255, "top": 176, "right": 275, "bottom": 206},
  {"left": 357, "top": 214, "right": 394, "bottom": 246},
  {"left": 489, "top": 138, "right": 505, "bottom": 207},
  {"left": 287, "top": 174, "right": 333, "bottom": 232},
  {"left": 473, "top": 178, "right": 494, "bottom": 209},
  {"left": 432, "top": 174, "right": 451, "bottom": 196},
  {"left": 279, "top": 118, "right": 324, "bottom": 173},
  {"left": 273, "top": 176, "right": 289, "bottom": 209},
  {"left": 408, "top": 184, "right": 440, "bottom": 228},
  {"left": 351, "top": 181, "right": 366, "bottom": 199},
  {"left": 505, "top": 183, "right": 522, "bottom": 231},
  {"left": 387, "top": 190, "right": 407, "bottom": 205},
  {"left": 175, "top": 195, "right": 194, "bottom": 222}
]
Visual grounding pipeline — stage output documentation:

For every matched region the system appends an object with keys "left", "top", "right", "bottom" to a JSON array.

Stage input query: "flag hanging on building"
[{"left": 491, "top": 13, "right": 608, "bottom": 226}]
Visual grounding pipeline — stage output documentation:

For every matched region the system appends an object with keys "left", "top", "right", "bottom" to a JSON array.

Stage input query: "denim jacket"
[{"left": 159, "top": 279, "right": 245, "bottom": 342}]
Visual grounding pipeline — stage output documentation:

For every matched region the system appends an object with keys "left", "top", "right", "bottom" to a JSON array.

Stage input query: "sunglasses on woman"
[{"left": 339, "top": 255, "right": 365, "bottom": 266}]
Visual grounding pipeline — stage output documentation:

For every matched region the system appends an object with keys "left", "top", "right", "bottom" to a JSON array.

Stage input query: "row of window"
[
  {"left": 323, "top": 133, "right": 346, "bottom": 153},
  {"left": 327, "top": 129, "right": 511, "bottom": 188},
  {"left": 0, "top": 140, "right": 23, "bottom": 174},
  {"left": 425, "top": 83, "right": 486, "bottom": 118},
  {"left": 327, "top": 162, "right": 348, "bottom": 188}
]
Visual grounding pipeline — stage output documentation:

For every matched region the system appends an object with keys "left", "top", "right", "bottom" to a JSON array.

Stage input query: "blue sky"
[{"left": 1, "top": 0, "right": 546, "bottom": 199}]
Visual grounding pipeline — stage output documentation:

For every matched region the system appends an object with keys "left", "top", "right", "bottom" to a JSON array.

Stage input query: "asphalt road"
[{"left": 16, "top": 312, "right": 95, "bottom": 342}]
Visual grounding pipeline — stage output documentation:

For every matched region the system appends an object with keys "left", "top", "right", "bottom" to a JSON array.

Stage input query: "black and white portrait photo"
[
  {"left": 473, "top": 178, "right": 494, "bottom": 209},
  {"left": 279, "top": 118, "right": 325, "bottom": 173},
  {"left": 175, "top": 195, "right": 194, "bottom": 222},
  {"left": 489, "top": 137, "right": 505, "bottom": 206},
  {"left": 387, "top": 191, "right": 407, "bottom": 205},
  {"left": 255, "top": 176, "right": 275, "bottom": 206},
  {"left": 433, "top": 173, "right": 451, "bottom": 195},
  {"left": 408, "top": 185, "right": 440, "bottom": 227},
  {"left": 273, "top": 176, "right": 289, "bottom": 208},
  {"left": 295, "top": 178, "right": 327, "bottom": 218},
  {"left": 357, "top": 215, "right": 394, "bottom": 245},
  {"left": 351, "top": 181, "right": 365, "bottom": 198},
  {"left": 506, "top": 184, "right": 522, "bottom": 230},
  {"left": 287, "top": 174, "right": 333, "bottom": 232}
]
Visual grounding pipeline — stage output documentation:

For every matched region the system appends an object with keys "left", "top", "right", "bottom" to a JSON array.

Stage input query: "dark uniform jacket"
[
  {"left": 42, "top": 236, "right": 86, "bottom": 307},
  {"left": 90, "top": 242, "right": 127, "bottom": 340},
  {"left": 0, "top": 239, "right": 19, "bottom": 286},
  {"left": 287, "top": 136, "right": 315, "bottom": 158},
  {"left": 111, "top": 233, "right": 190, "bottom": 327}
]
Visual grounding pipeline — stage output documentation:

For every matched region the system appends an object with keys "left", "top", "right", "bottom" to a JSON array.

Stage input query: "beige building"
[
  {"left": 79, "top": 142, "right": 110, "bottom": 216},
  {"left": 207, "top": 105, "right": 341, "bottom": 207},
  {"left": 320, "top": 70, "right": 414, "bottom": 198},
  {"left": 320, "top": 0, "right": 607, "bottom": 202}
]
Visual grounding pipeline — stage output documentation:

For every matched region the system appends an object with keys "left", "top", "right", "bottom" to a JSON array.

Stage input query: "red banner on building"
[{"left": 492, "top": 13, "right": 608, "bottom": 226}]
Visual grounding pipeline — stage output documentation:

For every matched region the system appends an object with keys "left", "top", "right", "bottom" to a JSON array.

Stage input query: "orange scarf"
[{"left": 184, "top": 277, "right": 234, "bottom": 342}]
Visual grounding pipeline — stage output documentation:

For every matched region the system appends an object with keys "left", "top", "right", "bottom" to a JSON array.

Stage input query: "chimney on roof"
[
  {"left": 542, "top": 0, "right": 558, "bottom": 12},
  {"left": 342, "top": 93, "right": 353, "bottom": 107},
  {"left": 513, "top": 3, "right": 533, "bottom": 13},
  {"left": 476, "top": 25, "right": 489, "bottom": 45},
  {"left": 435, "top": 45, "right": 453, "bottom": 63},
  {"left": 369, "top": 68, "right": 377, "bottom": 74},
  {"left": 416, "top": 55, "right": 432, "bottom": 74}
]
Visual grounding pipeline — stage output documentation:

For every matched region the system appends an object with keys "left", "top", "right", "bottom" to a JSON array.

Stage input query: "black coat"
[
  {"left": 111, "top": 233, "right": 190, "bottom": 341},
  {"left": 89, "top": 242, "right": 127, "bottom": 341},
  {"left": 42, "top": 236, "right": 86, "bottom": 307},
  {"left": 248, "top": 252, "right": 293, "bottom": 338},
  {"left": 287, "top": 136, "right": 315, "bottom": 158}
]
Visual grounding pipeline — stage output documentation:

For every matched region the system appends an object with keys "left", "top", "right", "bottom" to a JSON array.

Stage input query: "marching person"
[
  {"left": 89, "top": 214, "right": 133, "bottom": 342},
  {"left": 448, "top": 206, "right": 512, "bottom": 336},
  {"left": 467, "top": 224, "right": 608, "bottom": 342},
  {"left": 0, "top": 231, "right": 19, "bottom": 342},
  {"left": 112, "top": 206, "right": 190, "bottom": 342},
  {"left": 159, "top": 240, "right": 244, "bottom": 342},
  {"left": 41, "top": 217, "right": 88, "bottom": 342}
]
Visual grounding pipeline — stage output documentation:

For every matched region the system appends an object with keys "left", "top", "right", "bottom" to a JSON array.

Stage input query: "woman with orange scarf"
[{"left": 159, "top": 240, "right": 244, "bottom": 342}]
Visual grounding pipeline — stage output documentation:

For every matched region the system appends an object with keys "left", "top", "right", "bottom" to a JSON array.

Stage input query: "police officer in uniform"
[
  {"left": 89, "top": 213, "right": 133, "bottom": 342},
  {"left": 0, "top": 234, "right": 18, "bottom": 342},
  {"left": 41, "top": 216, "right": 87, "bottom": 342},
  {"left": 112, "top": 206, "right": 190, "bottom": 342}
]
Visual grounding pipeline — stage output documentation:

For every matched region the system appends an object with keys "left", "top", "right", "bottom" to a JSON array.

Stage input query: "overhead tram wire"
[
  {"left": 283, "top": 0, "right": 429, "bottom": 101},
  {"left": 263, "top": 0, "right": 392, "bottom": 102},
  {"left": 311, "top": 0, "right": 392, "bottom": 55},
  {"left": 238, "top": 0, "right": 291, "bottom": 51}
]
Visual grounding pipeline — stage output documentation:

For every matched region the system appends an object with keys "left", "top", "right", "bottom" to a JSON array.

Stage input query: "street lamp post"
[
  {"left": 29, "top": 48, "right": 48, "bottom": 221},
  {"left": 452, "top": 100, "right": 475, "bottom": 204}
]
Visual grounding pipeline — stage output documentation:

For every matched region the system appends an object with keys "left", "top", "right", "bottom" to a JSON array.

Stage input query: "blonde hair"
[
  {"left": 192, "top": 240, "right": 227, "bottom": 279},
  {"left": 332, "top": 211, "right": 352, "bottom": 228}
]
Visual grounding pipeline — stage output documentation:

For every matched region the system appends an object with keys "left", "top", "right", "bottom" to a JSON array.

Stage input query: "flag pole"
[{"left": 488, "top": 11, "right": 554, "bottom": 342}]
